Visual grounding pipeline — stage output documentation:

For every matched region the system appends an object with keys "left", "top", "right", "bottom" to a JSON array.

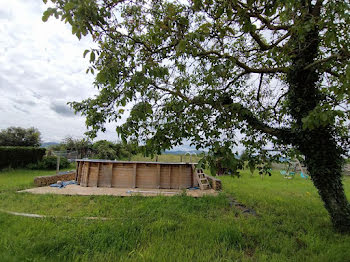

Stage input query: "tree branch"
[
  {"left": 312, "top": 0, "right": 324, "bottom": 16},
  {"left": 257, "top": 73, "right": 264, "bottom": 107},
  {"left": 303, "top": 53, "right": 347, "bottom": 70},
  {"left": 151, "top": 79, "right": 292, "bottom": 142},
  {"left": 224, "top": 71, "right": 250, "bottom": 90},
  {"left": 223, "top": 103, "right": 291, "bottom": 140},
  {"left": 273, "top": 91, "right": 288, "bottom": 114},
  {"left": 325, "top": 69, "right": 340, "bottom": 78},
  {"left": 151, "top": 82, "right": 190, "bottom": 102},
  {"left": 196, "top": 50, "right": 288, "bottom": 73},
  {"left": 235, "top": 1, "right": 291, "bottom": 31}
]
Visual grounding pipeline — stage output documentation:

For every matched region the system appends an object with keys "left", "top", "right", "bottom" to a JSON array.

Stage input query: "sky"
[
  {"left": 0, "top": 0, "right": 241, "bottom": 152},
  {"left": 0, "top": 0, "right": 120, "bottom": 142}
]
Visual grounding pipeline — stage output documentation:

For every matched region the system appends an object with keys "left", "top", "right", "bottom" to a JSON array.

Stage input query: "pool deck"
[{"left": 19, "top": 185, "right": 218, "bottom": 197}]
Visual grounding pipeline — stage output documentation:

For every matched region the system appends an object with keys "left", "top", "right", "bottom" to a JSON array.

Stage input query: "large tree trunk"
[
  {"left": 285, "top": 13, "right": 350, "bottom": 232},
  {"left": 310, "top": 169, "right": 350, "bottom": 233},
  {"left": 298, "top": 129, "right": 350, "bottom": 233}
]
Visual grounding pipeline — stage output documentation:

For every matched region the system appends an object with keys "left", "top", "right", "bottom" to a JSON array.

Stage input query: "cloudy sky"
[{"left": 0, "top": 0, "right": 120, "bottom": 142}]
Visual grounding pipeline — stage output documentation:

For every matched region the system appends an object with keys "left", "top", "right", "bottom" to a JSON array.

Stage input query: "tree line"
[{"left": 0, "top": 126, "right": 140, "bottom": 161}]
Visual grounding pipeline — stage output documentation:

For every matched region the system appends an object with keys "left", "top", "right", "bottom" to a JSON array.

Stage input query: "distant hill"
[
  {"left": 163, "top": 150, "right": 206, "bottom": 155},
  {"left": 40, "top": 142, "right": 59, "bottom": 148}
]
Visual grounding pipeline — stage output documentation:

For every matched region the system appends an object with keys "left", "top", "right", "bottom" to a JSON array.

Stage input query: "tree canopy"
[
  {"left": 43, "top": 0, "right": 350, "bottom": 232},
  {"left": 0, "top": 127, "right": 41, "bottom": 147}
]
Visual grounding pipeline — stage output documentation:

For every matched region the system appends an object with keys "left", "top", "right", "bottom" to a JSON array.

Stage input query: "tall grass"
[{"left": 0, "top": 164, "right": 350, "bottom": 261}]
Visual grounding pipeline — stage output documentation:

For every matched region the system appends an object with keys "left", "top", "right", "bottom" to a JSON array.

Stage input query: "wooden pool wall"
[{"left": 76, "top": 160, "right": 198, "bottom": 189}]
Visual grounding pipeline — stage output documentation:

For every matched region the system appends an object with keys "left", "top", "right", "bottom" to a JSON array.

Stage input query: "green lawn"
[{"left": 0, "top": 164, "right": 350, "bottom": 262}]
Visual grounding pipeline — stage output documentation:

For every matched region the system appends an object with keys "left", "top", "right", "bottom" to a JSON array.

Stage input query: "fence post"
[{"left": 56, "top": 155, "right": 60, "bottom": 174}]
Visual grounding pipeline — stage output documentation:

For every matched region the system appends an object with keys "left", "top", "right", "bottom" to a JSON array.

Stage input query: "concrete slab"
[{"left": 19, "top": 185, "right": 218, "bottom": 197}]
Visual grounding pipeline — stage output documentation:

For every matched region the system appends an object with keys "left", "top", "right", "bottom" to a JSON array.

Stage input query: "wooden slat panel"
[
  {"left": 88, "top": 166, "right": 99, "bottom": 187},
  {"left": 160, "top": 165, "right": 171, "bottom": 189},
  {"left": 180, "top": 166, "right": 192, "bottom": 188},
  {"left": 77, "top": 161, "right": 84, "bottom": 184},
  {"left": 80, "top": 162, "right": 90, "bottom": 187},
  {"left": 98, "top": 163, "right": 113, "bottom": 187},
  {"left": 132, "top": 163, "right": 137, "bottom": 188},
  {"left": 156, "top": 164, "right": 161, "bottom": 189},
  {"left": 169, "top": 165, "right": 192, "bottom": 189},
  {"left": 136, "top": 164, "right": 157, "bottom": 188},
  {"left": 112, "top": 164, "right": 134, "bottom": 188},
  {"left": 170, "top": 166, "right": 178, "bottom": 189},
  {"left": 179, "top": 165, "right": 183, "bottom": 189},
  {"left": 79, "top": 163, "right": 85, "bottom": 186}
]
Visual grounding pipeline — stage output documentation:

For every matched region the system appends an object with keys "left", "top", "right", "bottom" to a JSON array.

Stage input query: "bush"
[
  {"left": 27, "top": 156, "right": 70, "bottom": 170},
  {"left": 0, "top": 146, "right": 46, "bottom": 170}
]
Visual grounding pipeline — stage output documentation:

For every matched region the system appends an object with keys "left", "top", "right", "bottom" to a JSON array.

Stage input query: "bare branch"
[
  {"left": 273, "top": 91, "right": 288, "bottom": 115},
  {"left": 304, "top": 53, "right": 347, "bottom": 70},
  {"left": 224, "top": 71, "right": 250, "bottom": 90},
  {"left": 257, "top": 73, "right": 264, "bottom": 106},
  {"left": 151, "top": 82, "right": 190, "bottom": 102},
  {"left": 196, "top": 50, "right": 288, "bottom": 73}
]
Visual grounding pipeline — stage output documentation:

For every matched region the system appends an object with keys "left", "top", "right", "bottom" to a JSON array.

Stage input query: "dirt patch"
[
  {"left": 19, "top": 185, "right": 218, "bottom": 198},
  {"left": 227, "top": 195, "right": 257, "bottom": 216}
]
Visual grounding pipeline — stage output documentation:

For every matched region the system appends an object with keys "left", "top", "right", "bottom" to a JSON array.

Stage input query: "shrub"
[
  {"left": 27, "top": 156, "right": 70, "bottom": 170},
  {"left": 0, "top": 146, "right": 46, "bottom": 170}
]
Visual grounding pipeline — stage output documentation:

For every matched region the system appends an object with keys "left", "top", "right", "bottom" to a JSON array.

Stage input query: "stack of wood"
[{"left": 34, "top": 171, "right": 75, "bottom": 187}]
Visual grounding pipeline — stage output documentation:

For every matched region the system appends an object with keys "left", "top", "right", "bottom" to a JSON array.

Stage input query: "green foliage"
[
  {"left": 0, "top": 146, "right": 46, "bottom": 169},
  {"left": 26, "top": 156, "right": 70, "bottom": 170},
  {"left": 199, "top": 144, "right": 243, "bottom": 176},
  {"left": 241, "top": 150, "right": 274, "bottom": 177},
  {"left": 240, "top": 150, "right": 259, "bottom": 176},
  {"left": 92, "top": 140, "right": 139, "bottom": 160},
  {"left": 92, "top": 140, "right": 119, "bottom": 160},
  {"left": 0, "top": 127, "right": 41, "bottom": 147},
  {"left": 49, "top": 136, "right": 93, "bottom": 158}
]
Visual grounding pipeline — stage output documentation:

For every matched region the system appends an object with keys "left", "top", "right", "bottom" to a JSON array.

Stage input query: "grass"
[{"left": 0, "top": 160, "right": 350, "bottom": 261}]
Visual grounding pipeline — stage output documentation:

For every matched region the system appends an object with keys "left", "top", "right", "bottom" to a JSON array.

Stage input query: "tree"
[
  {"left": 92, "top": 140, "right": 118, "bottom": 160},
  {"left": 62, "top": 136, "right": 92, "bottom": 158},
  {"left": 49, "top": 136, "right": 93, "bottom": 158},
  {"left": 0, "top": 127, "right": 41, "bottom": 147},
  {"left": 92, "top": 140, "right": 139, "bottom": 160},
  {"left": 43, "top": 1, "right": 350, "bottom": 232}
]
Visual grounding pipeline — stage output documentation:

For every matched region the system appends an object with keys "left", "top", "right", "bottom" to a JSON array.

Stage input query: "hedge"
[{"left": 0, "top": 146, "right": 46, "bottom": 169}]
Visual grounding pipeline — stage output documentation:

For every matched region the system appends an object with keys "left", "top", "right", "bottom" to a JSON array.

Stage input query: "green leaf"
[
  {"left": 90, "top": 51, "right": 95, "bottom": 62},
  {"left": 64, "top": 2, "right": 75, "bottom": 11},
  {"left": 83, "top": 49, "right": 90, "bottom": 58},
  {"left": 42, "top": 11, "right": 50, "bottom": 22}
]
